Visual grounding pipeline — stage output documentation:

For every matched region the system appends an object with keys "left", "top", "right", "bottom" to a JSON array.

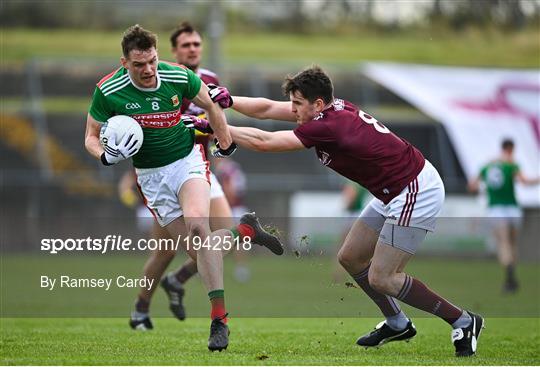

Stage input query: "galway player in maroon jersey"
[{"left": 207, "top": 66, "right": 484, "bottom": 357}]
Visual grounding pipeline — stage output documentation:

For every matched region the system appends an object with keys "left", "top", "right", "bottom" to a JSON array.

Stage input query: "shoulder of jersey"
[
  {"left": 199, "top": 67, "right": 218, "bottom": 78},
  {"left": 158, "top": 61, "right": 190, "bottom": 84},
  {"left": 97, "top": 67, "right": 130, "bottom": 96},
  {"left": 199, "top": 68, "right": 219, "bottom": 85}
]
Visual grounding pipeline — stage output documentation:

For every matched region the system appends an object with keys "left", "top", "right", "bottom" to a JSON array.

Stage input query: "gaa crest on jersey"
[
  {"left": 318, "top": 150, "right": 332, "bottom": 166},
  {"left": 333, "top": 98, "right": 345, "bottom": 111},
  {"left": 171, "top": 95, "right": 180, "bottom": 107}
]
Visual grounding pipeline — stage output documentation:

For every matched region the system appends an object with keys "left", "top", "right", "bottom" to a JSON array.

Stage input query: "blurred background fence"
[{"left": 1, "top": 0, "right": 539, "bottom": 259}]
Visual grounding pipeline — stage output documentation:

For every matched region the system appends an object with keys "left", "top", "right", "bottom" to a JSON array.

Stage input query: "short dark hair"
[
  {"left": 170, "top": 21, "right": 199, "bottom": 48},
  {"left": 502, "top": 138, "right": 514, "bottom": 150},
  {"left": 121, "top": 24, "right": 157, "bottom": 58},
  {"left": 282, "top": 65, "right": 334, "bottom": 104}
]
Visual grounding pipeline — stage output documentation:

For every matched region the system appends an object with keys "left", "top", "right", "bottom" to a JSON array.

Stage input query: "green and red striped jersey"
[{"left": 89, "top": 61, "right": 202, "bottom": 168}]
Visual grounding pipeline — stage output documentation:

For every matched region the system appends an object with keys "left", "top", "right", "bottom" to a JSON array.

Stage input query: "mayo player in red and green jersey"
[
  {"left": 469, "top": 139, "right": 540, "bottom": 293},
  {"left": 84, "top": 25, "right": 283, "bottom": 351},
  {"left": 127, "top": 22, "right": 245, "bottom": 331}
]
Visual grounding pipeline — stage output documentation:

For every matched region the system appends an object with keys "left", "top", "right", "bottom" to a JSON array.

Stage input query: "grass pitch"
[
  {"left": 2, "top": 27, "right": 539, "bottom": 68},
  {"left": 1, "top": 255, "right": 539, "bottom": 365},
  {"left": 1, "top": 317, "right": 539, "bottom": 365}
]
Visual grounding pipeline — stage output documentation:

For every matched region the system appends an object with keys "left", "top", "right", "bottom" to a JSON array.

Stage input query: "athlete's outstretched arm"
[
  {"left": 232, "top": 97, "right": 296, "bottom": 122},
  {"left": 192, "top": 82, "right": 233, "bottom": 149},
  {"left": 515, "top": 171, "right": 540, "bottom": 185},
  {"left": 467, "top": 175, "right": 481, "bottom": 193},
  {"left": 229, "top": 126, "right": 305, "bottom": 152}
]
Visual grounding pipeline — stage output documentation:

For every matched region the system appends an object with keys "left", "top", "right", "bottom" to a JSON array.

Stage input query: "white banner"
[{"left": 363, "top": 62, "right": 540, "bottom": 207}]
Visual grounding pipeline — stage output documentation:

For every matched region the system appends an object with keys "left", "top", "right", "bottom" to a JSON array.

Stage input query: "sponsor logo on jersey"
[
  {"left": 125, "top": 102, "right": 141, "bottom": 109},
  {"left": 145, "top": 97, "right": 161, "bottom": 101},
  {"left": 171, "top": 95, "right": 180, "bottom": 107},
  {"left": 129, "top": 110, "right": 182, "bottom": 128}
]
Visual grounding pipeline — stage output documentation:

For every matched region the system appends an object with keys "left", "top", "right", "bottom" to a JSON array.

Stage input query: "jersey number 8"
[
  {"left": 359, "top": 110, "right": 390, "bottom": 134},
  {"left": 151, "top": 101, "right": 160, "bottom": 111}
]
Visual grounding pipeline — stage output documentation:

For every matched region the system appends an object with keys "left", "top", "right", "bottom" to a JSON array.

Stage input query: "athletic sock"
[
  {"left": 167, "top": 272, "right": 183, "bottom": 289},
  {"left": 506, "top": 264, "right": 516, "bottom": 283},
  {"left": 174, "top": 261, "right": 198, "bottom": 284},
  {"left": 396, "top": 274, "right": 463, "bottom": 326},
  {"left": 209, "top": 289, "right": 228, "bottom": 323},
  {"left": 231, "top": 224, "right": 255, "bottom": 240},
  {"left": 386, "top": 311, "right": 410, "bottom": 331},
  {"left": 451, "top": 311, "right": 473, "bottom": 329},
  {"left": 131, "top": 310, "right": 149, "bottom": 319},
  {"left": 135, "top": 296, "right": 149, "bottom": 314},
  {"left": 352, "top": 264, "right": 406, "bottom": 328}
]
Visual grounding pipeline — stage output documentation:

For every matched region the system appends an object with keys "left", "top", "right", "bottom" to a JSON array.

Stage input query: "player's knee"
[
  {"left": 338, "top": 248, "right": 371, "bottom": 273},
  {"left": 187, "top": 223, "right": 205, "bottom": 239},
  {"left": 149, "top": 248, "right": 175, "bottom": 260},
  {"left": 160, "top": 249, "right": 176, "bottom": 259},
  {"left": 337, "top": 248, "right": 354, "bottom": 270},
  {"left": 187, "top": 221, "right": 210, "bottom": 240}
]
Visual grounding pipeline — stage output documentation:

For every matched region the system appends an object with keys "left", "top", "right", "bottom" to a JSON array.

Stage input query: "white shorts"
[
  {"left": 363, "top": 160, "right": 445, "bottom": 232},
  {"left": 135, "top": 205, "right": 154, "bottom": 233},
  {"left": 135, "top": 144, "right": 210, "bottom": 227},
  {"left": 210, "top": 172, "right": 225, "bottom": 199},
  {"left": 488, "top": 205, "right": 523, "bottom": 228}
]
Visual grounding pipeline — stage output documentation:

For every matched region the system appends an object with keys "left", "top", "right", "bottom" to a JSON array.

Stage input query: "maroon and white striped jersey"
[
  {"left": 293, "top": 99, "right": 425, "bottom": 204},
  {"left": 181, "top": 68, "right": 220, "bottom": 116},
  {"left": 180, "top": 68, "right": 220, "bottom": 155}
]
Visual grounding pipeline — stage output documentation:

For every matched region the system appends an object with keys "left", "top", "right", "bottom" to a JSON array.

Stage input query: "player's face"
[
  {"left": 289, "top": 91, "right": 323, "bottom": 125},
  {"left": 172, "top": 32, "right": 202, "bottom": 71},
  {"left": 122, "top": 48, "right": 158, "bottom": 89}
]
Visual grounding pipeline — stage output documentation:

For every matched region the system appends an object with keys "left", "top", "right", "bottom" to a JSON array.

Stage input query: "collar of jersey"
[
  {"left": 322, "top": 98, "right": 337, "bottom": 112},
  {"left": 127, "top": 68, "right": 161, "bottom": 92}
]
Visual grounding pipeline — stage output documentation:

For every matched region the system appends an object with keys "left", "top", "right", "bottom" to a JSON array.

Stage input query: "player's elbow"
[
  {"left": 84, "top": 134, "right": 100, "bottom": 157},
  {"left": 84, "top": 135, "right": 93, "bottom": 153}
]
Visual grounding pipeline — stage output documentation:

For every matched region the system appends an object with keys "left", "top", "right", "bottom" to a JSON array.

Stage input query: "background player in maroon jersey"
[
  {"left": 207, "top": 65, "right": 484, "bottom": 357},
  {"left": 164, "top": 21, "right": 252, "bottom": 307}
]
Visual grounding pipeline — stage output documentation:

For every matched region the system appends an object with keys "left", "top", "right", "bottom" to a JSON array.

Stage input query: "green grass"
[
  {"left": 1, "top": 255, "right": 539, "bottom": 364},
  {"left": 2, "top": 255, "right": 539, "bottom": 318},
  {"left": 1, "top": 27, "right": 539, "bottom": 68},
  {"left": 1, "top": 317, "right": 539, "bottom": 365},
  {"left": 1, "top": 97, "right": 91, "bottom": 114}
]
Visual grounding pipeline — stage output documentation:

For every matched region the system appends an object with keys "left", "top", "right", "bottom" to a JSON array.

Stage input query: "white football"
[{"left": 100, "top": 115, "right": 144, "bottom": 154}]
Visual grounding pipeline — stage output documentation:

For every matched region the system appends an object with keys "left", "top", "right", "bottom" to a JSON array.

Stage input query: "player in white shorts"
[
  {"left": 468, "top": 138, "right": 540, "bottom": 293},
  {"left": 85, "top": 25, "right": 283, "bottom": 352},
  {"left": 120, "top": 21, "right": 236, "bottom": 330},
  {"left": 209, "top": 65, "right": 485, "bottom": 356},
  {"left": 359, "top": 160, "right": 445, "bottom": 255}
]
